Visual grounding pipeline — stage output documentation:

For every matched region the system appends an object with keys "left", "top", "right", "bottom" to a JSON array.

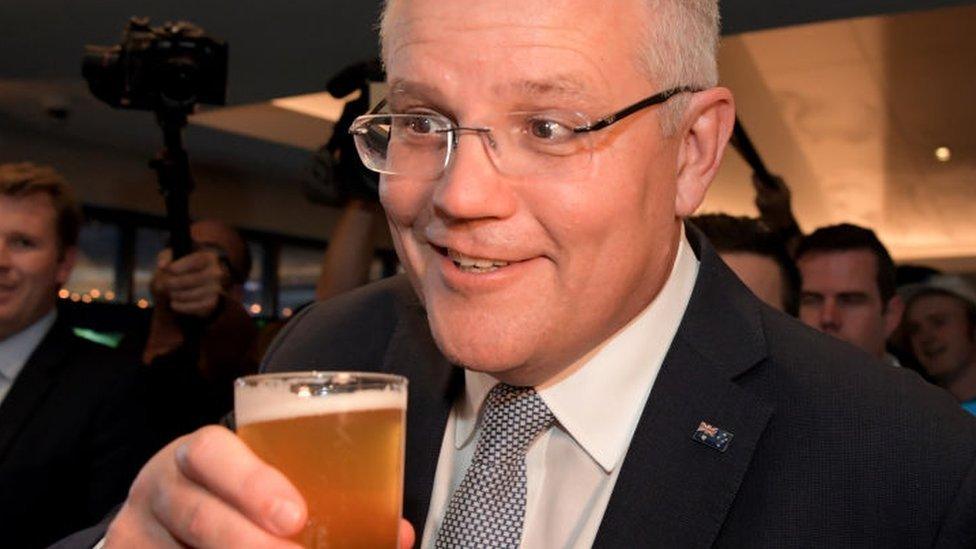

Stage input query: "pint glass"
[{"left": 234, "top": 372, "right": 407, "bottom": 548}]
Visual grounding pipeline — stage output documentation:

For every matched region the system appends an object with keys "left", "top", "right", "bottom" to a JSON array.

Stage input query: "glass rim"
[{"left": 235, "top": 370, "right": 407, "bottom": 387}]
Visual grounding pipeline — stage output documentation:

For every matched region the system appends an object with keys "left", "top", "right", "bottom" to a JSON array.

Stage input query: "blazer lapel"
[
  {"left": 381, "top": 293, "right": 461, "bottom": 537},
  {"left": 0, "top": 320, "right": 69, "bottom": 462},
  {"left": 594, "top": 227, "right": 776, "bottom": 548}
]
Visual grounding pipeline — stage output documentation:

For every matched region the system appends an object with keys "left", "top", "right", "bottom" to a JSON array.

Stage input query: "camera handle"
[
  {"left": 149, "top": 108, "right": 195, "bottom": 260},
  {"left": 149, "top": 108, "right": 206, "bottom": 351}
]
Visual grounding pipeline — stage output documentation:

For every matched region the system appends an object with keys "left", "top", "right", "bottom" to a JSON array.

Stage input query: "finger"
[
  {"left": 166, "top": 269, "right": 224, "bottom": 293},
  {"left": 175, "top": 426, "right": 308, "bottom": 537},
  {"left": 168, "top": 250, "right": 220, "bottom": 276},
  {"left": 400, "top": 519, "right": 415, "bottom": 549},
  {"left": 104, "top": 502, "right": 183, "bottom": 549},
  {"left": 169, "top": 285, "right": 221, "bottom": 304},
  {"left": 149, "top": 471, "right": 302, "bottom": 549},
  {"left": 170, "top": 299, "right": 220, "bottom": 318},
  {"left": 156, "top": 249, "right": 173, "bottom": 269}
]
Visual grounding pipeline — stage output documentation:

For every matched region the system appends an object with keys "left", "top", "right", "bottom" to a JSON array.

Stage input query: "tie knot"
[{"left": 476, "top": 383, "right": 554, "bottom": 464}]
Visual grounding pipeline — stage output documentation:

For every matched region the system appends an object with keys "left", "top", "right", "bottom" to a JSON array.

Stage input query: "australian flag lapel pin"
[{"left": 693, "top": 421, "right": 733, "bottom": 452}]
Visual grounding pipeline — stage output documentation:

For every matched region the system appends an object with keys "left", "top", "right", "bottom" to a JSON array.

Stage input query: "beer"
[{"left": 235, "top": 373, "right": 407, "bottom": 548}]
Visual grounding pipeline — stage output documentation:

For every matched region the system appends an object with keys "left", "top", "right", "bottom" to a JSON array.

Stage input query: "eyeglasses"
[{"left": 349, "top": 86, "right": 699, "bottom": 179}]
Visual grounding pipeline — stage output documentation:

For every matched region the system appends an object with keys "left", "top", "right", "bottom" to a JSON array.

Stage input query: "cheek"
[
  {"left": 380, "top": 179, "right": 435, "bottom": 246},
  {"left": 379, "top": 179, "right": 419, "bottom": 223}
]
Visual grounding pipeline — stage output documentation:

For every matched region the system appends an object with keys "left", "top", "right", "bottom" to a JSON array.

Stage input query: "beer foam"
[{"left": 235, "top": 386, "right": 406, "bottom": 426}]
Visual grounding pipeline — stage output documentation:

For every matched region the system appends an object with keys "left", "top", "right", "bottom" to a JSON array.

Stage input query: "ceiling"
[
  {"left": 701, "top": 3, "right": 976, "bottom": 266},
  {"left": 1, "top": 0, "right": 975, "bottom": 266}
]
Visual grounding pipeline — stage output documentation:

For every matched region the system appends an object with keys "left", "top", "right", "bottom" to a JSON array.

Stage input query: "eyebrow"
[
  {"left": 500, "top": 75, "right": 597, "bottom": 103},
  {"left": 387, "top": 74, "right": 599, "bottom": 107},
  {"left": 388, "top": 79, "right": 444, "bottom": 102}
]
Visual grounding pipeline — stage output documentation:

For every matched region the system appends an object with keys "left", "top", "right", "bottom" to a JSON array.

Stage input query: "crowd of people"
[
  {"left": 2, "top": 0, "right": 975, "bottom": 547},
  {"left": 692, "top": 202, "right": 976, "bottom": 412}
]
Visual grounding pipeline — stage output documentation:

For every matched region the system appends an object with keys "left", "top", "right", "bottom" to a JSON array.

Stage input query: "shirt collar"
[
  {"left": 455, "top": 231, "right": 699, "bottom": 472},
  {"left": 0, "top": 310, "right": 57, "bottom": 382}
]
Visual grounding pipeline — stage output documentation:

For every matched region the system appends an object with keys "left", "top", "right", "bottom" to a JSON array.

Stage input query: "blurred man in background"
[
  {"left": 143, "top": 219, "right": 258, "bottom": 441},
  {"left": 0, "top": 162, "right": 150, "bottom": 548},
  {"left": 691, "top": 213, "right": 799, "bottom": 315},
  {"left": 796, "top": 224, "right": 903, "bottom": 365},
  {"left": 902, "top": 275, "right": 976, "bottom": 414}
]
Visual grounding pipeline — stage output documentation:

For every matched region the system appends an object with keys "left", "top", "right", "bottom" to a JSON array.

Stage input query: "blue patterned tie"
[{"left": 435, "top": 383, "right": 555, "bottom": 548}]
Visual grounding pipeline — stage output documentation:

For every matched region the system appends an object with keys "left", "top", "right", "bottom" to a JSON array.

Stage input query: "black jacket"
[
  {"left": 0, "top": 316, "right": 151, "bottom": 549},
  {"left": 56, "top": 227, "right": 976, "bottom": 547},
  {"left": 261, "top": 227, "right": 976, "bottom": 547}
]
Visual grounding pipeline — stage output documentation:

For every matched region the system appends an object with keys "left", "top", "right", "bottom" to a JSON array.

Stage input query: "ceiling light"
[{"left": 935, "top": 146, "right": 952, "bottom": 162}]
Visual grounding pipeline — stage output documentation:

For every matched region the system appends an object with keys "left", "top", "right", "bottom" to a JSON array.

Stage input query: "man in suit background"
[
  {"left": 0, "top": 162, "right": 151, "bottom": 548},
  {"left": 796, "top": 223, "right": 904, "bottom": 366},
  {"left": 79, "top": 1, "right": 976, "bottom": 547}
]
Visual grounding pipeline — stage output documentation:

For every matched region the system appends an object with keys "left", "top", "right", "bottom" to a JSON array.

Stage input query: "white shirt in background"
[{"left": 0, "top": 310, "right": 57, "bottom": 406}]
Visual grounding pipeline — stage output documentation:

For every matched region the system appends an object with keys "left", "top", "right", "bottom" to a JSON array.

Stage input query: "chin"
[{"left": 427, "top": 309, "right": 543, "bottom": 378}]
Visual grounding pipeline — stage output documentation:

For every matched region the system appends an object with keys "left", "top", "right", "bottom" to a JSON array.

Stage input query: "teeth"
[{"left": 447, "top": 249, "right": 509, "bottom": 272}]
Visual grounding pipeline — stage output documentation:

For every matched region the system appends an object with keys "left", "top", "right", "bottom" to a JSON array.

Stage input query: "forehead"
[
  {"left": 0, "top": 193, "right": 57, "bottom": 231},
  {"left": 383, "top": 0, "right": 648, "bottom": 104},
  {"left": 798, "top": 249, "right": 879, "bottom": 289},
  {"left": 907, "top": 293, "right": 970, "bottom": 320}
]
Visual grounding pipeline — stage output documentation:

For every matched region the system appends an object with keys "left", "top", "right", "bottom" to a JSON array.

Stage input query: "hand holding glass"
[{"left": 235, "top": 372, "right": 407, "bottom": 548}]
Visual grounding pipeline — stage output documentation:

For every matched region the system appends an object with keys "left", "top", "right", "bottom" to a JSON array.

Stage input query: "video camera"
[
  {"left": 82, "top": 16, "right": 227, "bottom": 113},
  {"left": 83, "top": 17, "right": 228, "bottom": 260},
  {"left": 307, "top": 59, "right": 385, "bottom": 207}
]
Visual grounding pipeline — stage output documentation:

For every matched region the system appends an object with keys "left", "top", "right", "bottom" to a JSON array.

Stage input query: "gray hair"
[
  {"left": 638, "top": 0, "right": 721, "bottom": 134},
  {"left": 379, "top": 0, "right": 720, "bottom": 134}
]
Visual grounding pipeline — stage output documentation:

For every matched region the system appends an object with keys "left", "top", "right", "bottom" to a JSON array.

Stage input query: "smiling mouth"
[
  {"left": 921, "top": 347, "right": 945, "bottom": 359},
  {"left": 440, "top": 247, "right": 511, "bottom": 274}
]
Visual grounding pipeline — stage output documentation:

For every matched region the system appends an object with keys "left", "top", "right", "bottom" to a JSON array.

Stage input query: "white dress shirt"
[
  {"left": 0, "top": 310, "right": 57, "bottom": 406},
  {"left": 421, "top": 233, "right": 699, "bottom": 548}
]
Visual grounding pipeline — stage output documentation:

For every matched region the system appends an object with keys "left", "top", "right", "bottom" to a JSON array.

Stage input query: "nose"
[
  {"left": 819, "top": 298, "right": 840, "bottom": 331},
  {"left": 915, "top": 324, "right": 938, "bottom": 347},
  {"left": 0, "top": 241, "right": 10, "bottom": 269},
  {"left": 432, "top": 129, "right": 517, "bottom": 222}
]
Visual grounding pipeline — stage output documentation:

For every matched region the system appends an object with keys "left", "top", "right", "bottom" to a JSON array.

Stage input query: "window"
[{"left": 64, "top": 220, "right": 120, "bottom": 303}]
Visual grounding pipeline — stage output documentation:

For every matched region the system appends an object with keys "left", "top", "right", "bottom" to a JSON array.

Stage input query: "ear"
[
  {"left": 883, "top": 294, "right": 905, "bottom": 339},
  {"left": 55, "top": 246, "right": 77, "bottom": 288},
  {"left": 674, "top": 87, "right": 736, "bottom": 217}
]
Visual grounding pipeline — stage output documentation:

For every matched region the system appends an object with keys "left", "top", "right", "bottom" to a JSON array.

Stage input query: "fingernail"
[
  {"left": 174, "top": 443, "right": 189, "bottom": 467},
  {"left": 269, "top": 498, "right": 303, "bottom": 533}
]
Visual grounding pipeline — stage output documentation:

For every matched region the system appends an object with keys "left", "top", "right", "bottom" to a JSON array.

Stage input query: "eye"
[
  {"left": 405, "top": 115, "right": 435, "bottom": 135},
  {"left": 527, "top": 117, "right": 574, "bottom": 142},
  {"left": 11, "top": 236, "right": 36, "bottom": 249},
  {"left": 799, "top": 293, "right": 822, "bottom": 307},
  {"left": 837, "top": 294, "right": 869, "bottom": 306}
]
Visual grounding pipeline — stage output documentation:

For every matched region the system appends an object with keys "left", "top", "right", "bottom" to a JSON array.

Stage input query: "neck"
[
  {"left": 944, "top": 358, "right": 976, "bottom": 402},
  {"left": 0, "top": 307, "right": 55, "bottom": 344}
]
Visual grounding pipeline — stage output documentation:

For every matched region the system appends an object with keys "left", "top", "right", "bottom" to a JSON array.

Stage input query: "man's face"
[
  {"left": 797, "top": 249, "right": 898, "bottom": 358},
  {"left": 904, "top": 294, "right": 975, "bottom": 380},
  {"left": 721, "top": 252, "right": 786, "bottom": 313},
  {"left": 381, "top": 0, "right": 715, "bottom": 384},
  {"left": 0, "top": 194, "right": 75, "bottom": 341}
]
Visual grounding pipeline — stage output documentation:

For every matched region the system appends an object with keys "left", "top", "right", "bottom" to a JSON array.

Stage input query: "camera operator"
[{"left": 143, "top": 220, "right": 258, "bottom": 442}]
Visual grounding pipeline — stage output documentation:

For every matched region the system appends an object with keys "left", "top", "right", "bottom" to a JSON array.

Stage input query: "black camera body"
[
  {"left": 83, "top": 17, "right": 227, "bottom": 113},
  {"left": 306, "top": 59, "right": 385, "bottom": 207}
]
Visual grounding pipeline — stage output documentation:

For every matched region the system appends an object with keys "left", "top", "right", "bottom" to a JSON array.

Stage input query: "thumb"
[
  {"left": 399, "top": 519, "right": 415, "bottom": 549},
  {"left": 157, "top": 248, "right": 174, "bottom": 269}
]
